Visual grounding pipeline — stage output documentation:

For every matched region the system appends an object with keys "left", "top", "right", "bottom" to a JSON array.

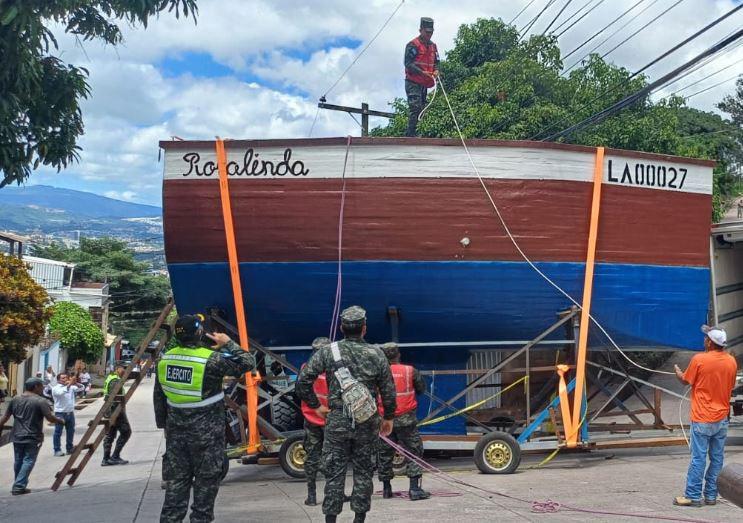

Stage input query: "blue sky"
[{"left": 17, "top": 0, "right": 743, "bottom": 206}]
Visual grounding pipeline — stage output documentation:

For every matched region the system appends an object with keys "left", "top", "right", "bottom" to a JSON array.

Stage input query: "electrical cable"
[
  {"left": 434, "top": 75, "right": 674, "bottom": 376},
  {"left": 519, "top": 0, "right": 559, "bottom": 41},
  {"left": 328, "top": 136, "right": 352, "bottom": 340},
  {"left": 599, "top": 0, "right": 687, "bottom": 60},
  {"left": 563, "top": 0, "right": 656, "bottom": 68},
  {"left": 685, "top": 73, "right": 742, "bottom": 100},
  {"left": 509, "top": 0, "right": 539, "bottom": 25},
  {"left": 667, "top": 55, "right": 743, "bottom": 97},
  {"left": 551, "top": 0, "right": 598, "bottom": 34},
  {"left": 555, "top": 0, "right": 608, "bottom": 38},
  {"left": 540, "top": 0, "right": 576, "bottom": 36},
  {"left": 307, "top": 105, "right": 321, "bottom": 138},
  {"left": 543, "top": 26, "right": 743, "bottom": 141}
]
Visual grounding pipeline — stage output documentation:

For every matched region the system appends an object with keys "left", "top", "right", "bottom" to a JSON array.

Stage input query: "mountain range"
[{"left": 0, "top": 185, "right": 163, "bottom": 241}]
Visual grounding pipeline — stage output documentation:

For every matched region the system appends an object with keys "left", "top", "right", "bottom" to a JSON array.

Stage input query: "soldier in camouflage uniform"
[
  {"left": 300, "top": 336, "right": 331, "bottom": 506},
  {"left": 101, "top": 363, "right": 132, "bottom": 466},
  {"left": 154, "top": 315, "right": 256, "bottom": 523},
  {"left": 296, "top": 306, "right": 396, "bottom": 523},
  {"left": 377, "top": 342, "right": 430, "bottom": 501}
]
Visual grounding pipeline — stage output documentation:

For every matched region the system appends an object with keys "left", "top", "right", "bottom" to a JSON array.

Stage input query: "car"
[{"left": 119, "top": 360, "right": 141, "bottom": 381}]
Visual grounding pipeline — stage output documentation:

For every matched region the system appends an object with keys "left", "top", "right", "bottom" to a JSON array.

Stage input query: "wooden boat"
[{"left": 161, "top": 137, "right": 713, "bottom": 359}]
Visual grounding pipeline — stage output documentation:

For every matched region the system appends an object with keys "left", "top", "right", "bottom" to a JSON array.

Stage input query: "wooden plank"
[{"left": 592, "top": 436, "right": 687, "bottom": 449}]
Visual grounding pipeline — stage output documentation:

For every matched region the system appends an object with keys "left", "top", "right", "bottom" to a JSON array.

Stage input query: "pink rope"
[
  {"left": 328, "top": 136, "right": 352, "bottom": 341},
  {"left": 380, "top": 435, "right": 715, "bottom": 523}
]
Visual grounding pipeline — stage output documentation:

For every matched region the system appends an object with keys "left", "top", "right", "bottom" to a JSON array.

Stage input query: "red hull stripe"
[{"left": 162, "top": 178, "right": 711, "bottom": 266}]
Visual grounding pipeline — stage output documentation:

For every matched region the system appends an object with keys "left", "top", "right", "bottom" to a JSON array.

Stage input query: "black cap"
[
  {"left": 174, "top": 314, "right": 204, "bottom": 343},
  {"left": 420, "top": 17, "right": 434, "bottom": 29}
]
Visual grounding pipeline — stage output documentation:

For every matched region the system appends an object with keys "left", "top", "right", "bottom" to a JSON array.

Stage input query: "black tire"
[
  {"left": 272, "top": 400, "right": 302, "bottom": 432},
  {"left": 220, "top": 455, "right": 230, "bottom": 482},
  {"left": 473, "top": 432, "right": 521, "bottom": 474},
  {"left": 279, "top": 433, "right": 307, "bottom": 479}
]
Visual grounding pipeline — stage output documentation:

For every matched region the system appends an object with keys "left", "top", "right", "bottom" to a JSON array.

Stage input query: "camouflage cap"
[
  {"left": 380, "top": 342, "right": 400, "bottom": 362},
  {"left": 312, "top": 336, "right": 330, "bottom": 351},
  {"left": 420, "top": 17, "right": 434, "bottom": 29},
  {"left": 340, "top": 305, "right": 367, "bottom": 327}
]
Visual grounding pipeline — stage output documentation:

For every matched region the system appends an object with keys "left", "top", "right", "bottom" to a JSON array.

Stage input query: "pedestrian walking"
[
  {"left": 377, "top": 342, "right": 430, "bottom": 501},
  {"left": 0, "top": 365, "right": 9, "bottom": 405},
  {"left": 51, "top": 373, "right": 81, "bottom": 456},
  {"left": 0, "top": 378, "right": 64, "bottom": 495},
  {"left": 80, "top": 369, "right": 92, "bottom": 398},
  {"left": 154, "top": 314, "right": 256, "bottom": 523},
  {"left": 296, "top": 306, "right": 396, "bottom": 523},
  {"left": 101, "top": 364, "right": 132, "bottom": 466},
  {"left": 299, "top": 336, "right": 331, "bottom": 506},
  {"left": 404, "top": 17, "right": 439, "bottom": 136},
  {"left": 674, "top": 325, "right": 737, "bottom": 507}
]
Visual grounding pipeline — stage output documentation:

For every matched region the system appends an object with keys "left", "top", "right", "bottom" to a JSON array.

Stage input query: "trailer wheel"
[
  {"left": 272, "top": 400, "right": 303, "bottom": 432},
  {"left": 279, "top": 433, "right": 307, "bottom": 479},
  {"left": 474, "top": 432, "right": 521, "bottom": 474}
]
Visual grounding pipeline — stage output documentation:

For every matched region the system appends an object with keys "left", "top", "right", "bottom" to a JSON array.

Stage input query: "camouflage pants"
[
  {"left": 304, "top": 421, "right": 324, "bottom": 481},
  {"left": 103, "top": 411, "right": 131, "bottom": 457},
  {"left": 377, "top": 413, "right": 424, "bottom": 480},
  {"left": 322, "top": 413, "right": 380, "bottom": 516},
  {"left": 160, "top": 421, "right": 224, "bottom": 523},
  {"left": 405, "top": 79, "right": 428, "bottom": 137}
]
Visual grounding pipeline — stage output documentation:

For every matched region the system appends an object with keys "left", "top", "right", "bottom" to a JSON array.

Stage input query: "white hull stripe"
[
  {"left": 163, "top": 144, "right": 712, "bottom": 195},
  {"left": 167, "top": 392, "right": 225, "bottom": 409}
]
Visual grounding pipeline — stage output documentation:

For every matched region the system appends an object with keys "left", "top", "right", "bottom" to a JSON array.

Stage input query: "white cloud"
[
  {"left": 104, "top": 190, "right": 137, "bottom": 201},
  {"left": 33, "top": 0, "right": 743, "bottom": 205}
]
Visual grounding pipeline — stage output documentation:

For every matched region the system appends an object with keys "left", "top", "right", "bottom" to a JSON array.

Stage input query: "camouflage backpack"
[{"left": 330, "top": 342, "right": 377, "bottom": 425}]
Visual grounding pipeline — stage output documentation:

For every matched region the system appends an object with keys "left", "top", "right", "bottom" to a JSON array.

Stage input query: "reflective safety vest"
[
  {"left": 103, "top": 373, "right": 123, "bottom": 398},
  {"left": 157, "top": 346, "right": 224, "bottom": 408},
  {"left": 378, "top": 363, "right": 417, "bottom": 417},
  {"left": 300, "top": 365, "right": 328, "bottom": 427},
  {"left": 405, "top": 37, "right": 438, "bottom": 88}
]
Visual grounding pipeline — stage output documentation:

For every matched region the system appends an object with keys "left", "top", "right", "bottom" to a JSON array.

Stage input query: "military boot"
[
  {"left": 324, "top": 516, "right": 337, "bottom": 523},
  {"left": 382, "top": 480, "right": 393, "bottom": 499},
  {"left": 408, "top": 476, "right": 431, "bottom": 501},
  {"left": 304, "top": 479, "right": 317, "bottom": 506},
  {"left": 101, "top": 449, "right": 114, "bottom": 466},
  {"left": 353, "top": 513, "right": 366, "bottom": 523}
]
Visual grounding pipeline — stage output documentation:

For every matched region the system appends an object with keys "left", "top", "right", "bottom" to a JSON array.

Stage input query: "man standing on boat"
[
  {"left": 299, "top": 336, "right": 331, "bottom": 506},
  {"left": 673, "top": 325, "right": 737, "bottom": 507},
  {"left": 296, "top": 306, "right": 396, "bottom": 523},
  {"left": 377, "top": 342, "right": 430, "bottom": 501},
  {"left": 405, "top": 17, "right": 439, "bottom": 137}
]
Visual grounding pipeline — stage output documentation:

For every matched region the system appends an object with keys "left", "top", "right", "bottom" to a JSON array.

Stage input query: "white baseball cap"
[{"left": 701, "top": 325, "right": 727, "bottom": 347}]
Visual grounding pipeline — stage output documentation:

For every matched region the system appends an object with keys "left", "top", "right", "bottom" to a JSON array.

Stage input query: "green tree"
[
  {"left": 0, "top": 0, "right": 198, "bottom": 188},
  {"left": 0, "top": 254, "right": 52, "bottom": 363},
  {"left": 49, "top": 301, "right": 104, "bottom": 363}
]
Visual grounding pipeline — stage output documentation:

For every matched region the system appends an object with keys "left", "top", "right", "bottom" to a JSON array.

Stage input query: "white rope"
[
  {"left": 434, "top": 75, "right": 674, "bottom": 376},
  {"left": 418, "top": 81, "right": 438, "bottom": 122},
  {"left": 680, "top": 386, "right": 691, "bottom": 446}
]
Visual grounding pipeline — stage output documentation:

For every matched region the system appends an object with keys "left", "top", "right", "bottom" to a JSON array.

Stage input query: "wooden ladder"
[{"left": 51, "top": 298, "right": 175, "bottom": 491}]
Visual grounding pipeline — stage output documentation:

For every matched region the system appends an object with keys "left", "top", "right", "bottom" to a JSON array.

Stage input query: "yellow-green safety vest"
[
  {"left": 103, "top": 373, "right": 124, "bottom": 398},
  {"left": 157, "top": 346, "right": 223, "bottom": 408}
]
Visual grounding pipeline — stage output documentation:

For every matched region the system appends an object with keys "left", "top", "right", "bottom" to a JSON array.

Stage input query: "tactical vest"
[
  {"left": 103, "top": 373, "right": 123, "bottom": 398},
  {"left": 378, "top": 363, "right": 417, "bottom": 417},
  {"left": 157, "top": 346, "right": 224, "bottom": 408},
  {"left": 300, "top": 366, "right": 328, "bottom": 427},
  {"left": 405, "top": 37, "right": 438, "bottom": 88}
]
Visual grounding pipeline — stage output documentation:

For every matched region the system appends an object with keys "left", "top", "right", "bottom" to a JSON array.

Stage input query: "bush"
[{"left": 50, "top": 301, "right": 104, "bottom": 364}]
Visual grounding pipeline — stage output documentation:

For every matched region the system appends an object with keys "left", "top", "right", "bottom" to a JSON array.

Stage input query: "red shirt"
[{"left": 684, "top": 350, "right": 737, "bottom": 423}]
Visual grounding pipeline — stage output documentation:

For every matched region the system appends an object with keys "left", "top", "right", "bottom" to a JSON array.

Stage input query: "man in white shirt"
[{"left": 51, "top": 374, "right": 80, "bottom": 456}]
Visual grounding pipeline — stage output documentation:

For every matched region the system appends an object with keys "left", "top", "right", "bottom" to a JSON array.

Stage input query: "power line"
[
  {"left": 519, "top": 0, "right": 558, "bottom": 41},
  {"left": 543, "top": 26, "right": 743, "bottom": 141},
  {"left": 509, "top": 0, "right": 539, "bottom": 25},
  {"left": 534, "top": 5, "right": 743, "bottom": 140},
  {"left": 666, "top": 54, "right": 743, "bottom": 98},
  {"left": 555, "top": 0, "right": 608, "bottom": 38},
  {"left": 685, "top": 73, "right": 742, "bottom": 100},
  {"left": 563, "top": 0, "right": 657, "bottom": 69},
  {"left": 552, "top": 0, "right": 599, "bottom": 34},
  {"left": 599, "top": 0, "right": 687, "bottom": 61},
  {"left": 540, "top": 0, "right": 576, "bottom": 36}
]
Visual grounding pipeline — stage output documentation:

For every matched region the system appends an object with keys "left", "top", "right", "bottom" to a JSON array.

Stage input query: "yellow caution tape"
[{"left": 418, "top": 376, "right": 529, "bottom": 427}]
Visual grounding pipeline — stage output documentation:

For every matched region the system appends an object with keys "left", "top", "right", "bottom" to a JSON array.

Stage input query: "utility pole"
[{"left": 317, "top": 97, "right": 395, "bottom": 136}]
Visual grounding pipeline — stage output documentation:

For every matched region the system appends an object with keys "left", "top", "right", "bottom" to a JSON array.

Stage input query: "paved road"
[{"left": 2, "top": 378, "right": 742, "bottom": 522}]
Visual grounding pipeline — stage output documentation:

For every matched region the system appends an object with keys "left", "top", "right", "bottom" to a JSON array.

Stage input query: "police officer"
[
  {"left": 296, "top": 306, "right": 396, "bottom": 523},
  {"left": 154, "top": 314, "right": 256, "bottom": 523},
  {"left": 404, "top": 17, "right": 439, "bottom": 137},
  {"left": 101, "top": 363, "right": 131, "bottom": 466},
  {"left": 300, "top": 336, "right": 330, "bottom": 506},
  {"left": 377, "top": 342, "right": 430, "bottom": 501}
]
